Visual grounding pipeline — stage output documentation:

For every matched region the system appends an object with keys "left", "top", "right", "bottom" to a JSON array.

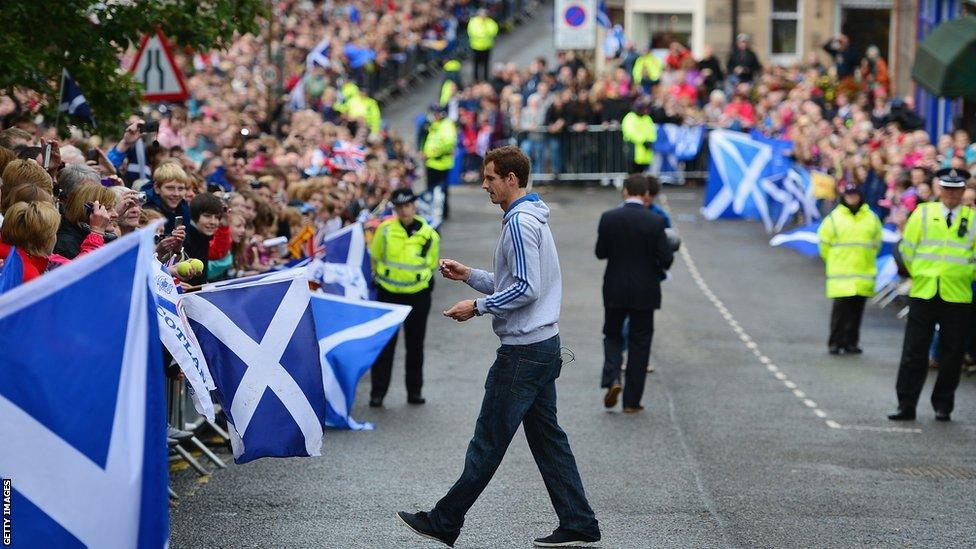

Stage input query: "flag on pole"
[
  {"left": 0, "top": 246, "right": 25, "bottom": 295},
  {"left": 310, "top": 223, "right": 374, "bottom": 300},
  {"left": 58, "top": 69, "right": 96, "bottom": 127},
  {"left": 311, "top": 292, "right": 410, "bottom": 429},
  {"left": 151, "top": 259, "right": 216, "bottom": 420},
  {"left": 597, "top": 1, "right": 612, "bottom": 28},
  {"left": 0, "top": 228, "right": 168, "bottom": 548},
  {"left": 182, "top": 274, "right": 328, "bottom": 464}
]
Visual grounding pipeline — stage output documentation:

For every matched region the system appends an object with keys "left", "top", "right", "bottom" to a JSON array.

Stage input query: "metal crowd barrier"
[{"left": 515, "top": 125, "right": 710, "bottom": 183}]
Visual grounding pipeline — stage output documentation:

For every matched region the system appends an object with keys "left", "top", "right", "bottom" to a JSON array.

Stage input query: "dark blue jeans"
[{"left": 428, "top": 334, "right": 600, "bottom": 537}]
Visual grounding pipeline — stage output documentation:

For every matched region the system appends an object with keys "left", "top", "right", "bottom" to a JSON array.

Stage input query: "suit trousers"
[
  {"left": 896, "top": 296, "right": 968, "bottom": 413},
  {"left": 370, "top": 287, "right": 432, "bottom": 400},
  {"left": 601, "top": 307, "right": 654, "bottom": 407},
  {"left": 828, "top": 296, "right": 867, "bottom": 349}
]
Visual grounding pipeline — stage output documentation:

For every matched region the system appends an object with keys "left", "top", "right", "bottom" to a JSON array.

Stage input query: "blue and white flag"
[
  {"left": 310, "top": 223, "right": 373, "bottom": 301},
  {"left": 703, "top": 129, "right": 796, "bottom": 232},
  {"left": 597, "top": 0, "right": 612, "bottom": 28},
  {"left": 0, "top": 246, "right": 25, "bottom": 295},
  {"left": 306, "top": 37, "right": 331, "bottom": 70},
  {"left": 761, "top": 165, "right": 821, "bottom": 233},
  {"left": 771, "top": 221, "right": 900, "bottom": 258},
  {"left": 0, "top": 227, "right": 168, "bottom": 548},
  {"left": 151, "top": 259, "right": 215, "bottom": 420},
  {"left": 205, "top": 264, "right": 311, "bottom": 290},
  {"left": 875, "top": 254, "right": 899, "bottom": 292},
  {"left": 311, "top": 293, "right": 410, "bottom": 430},
  {"left": 653, "top": 124, "right": 704, "bottom": 182},
  {"left": 416, "top": 186, "right": 445, "bottom": 230},
  {"left": 58, "top": 69, "right": 95, "bottom": 127},
  {"left": 182, "top": 274, "right": 328, "bottom": 464},
  {"left": 288, "top": 74, "right": 307, "bottom": 111}
]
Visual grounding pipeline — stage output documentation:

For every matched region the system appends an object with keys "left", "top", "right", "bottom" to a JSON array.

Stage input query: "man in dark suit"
[{"left": 596, "top": 174, "right": 674, "bottom": 412}]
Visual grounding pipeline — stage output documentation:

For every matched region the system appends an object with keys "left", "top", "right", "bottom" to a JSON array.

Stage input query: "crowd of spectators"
[
  {"left": 439, "top": 30, "right": 976, "bottom": 232},
  {"left": 0, "top": 0, "right": 530, "bottom": 285}
]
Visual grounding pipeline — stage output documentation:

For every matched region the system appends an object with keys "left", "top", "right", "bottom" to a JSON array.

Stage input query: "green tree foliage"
[{"left": 0, "top": 0, "right": 266, "bottom": 133}]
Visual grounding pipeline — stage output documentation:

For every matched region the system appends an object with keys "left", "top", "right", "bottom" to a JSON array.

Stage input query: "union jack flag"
[{"left": 329, "top": 140, "right": 367, "bottom": 173}]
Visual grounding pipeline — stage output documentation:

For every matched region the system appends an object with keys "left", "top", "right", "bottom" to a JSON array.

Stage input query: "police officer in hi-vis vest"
[
  {"left": 817, "top": 182, "right": 882, "bottom": 355},
  {"left": 369, "top": 188, "right": 440, "bottom": 407},
  {"left": 890, "top": 168, "right": 975, "bottom": 422}
]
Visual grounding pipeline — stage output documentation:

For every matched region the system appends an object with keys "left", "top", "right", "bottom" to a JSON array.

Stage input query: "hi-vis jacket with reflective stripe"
[
  {"left": 370, "top": 216, "right": 440, "bottom": 294},
  {"left": 818, "top": 203, "right": 882, "bottom": 298},
  {"left": 899, "top": 202, "right": 976, "bottom": 303}
]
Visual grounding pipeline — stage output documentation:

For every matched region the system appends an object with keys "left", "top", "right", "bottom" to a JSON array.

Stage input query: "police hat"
[
  {"left": 841, "top": 182, "right": 861, "bottom": 195},
  {"left": 390, "top": 188, "right": 418, "bottom": 206},
  {"left": 935, "top": 168, "right": 970, "bottom": 188},
  {"left": 429, "top": 103, "right": 447, "bottom": 114}
]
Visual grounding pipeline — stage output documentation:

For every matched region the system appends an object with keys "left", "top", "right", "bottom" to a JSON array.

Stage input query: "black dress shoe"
[
  {"left": 534, "top": 527, "right": 601, "bottom": 547},
  {"left": 407, "top": 395, "right": 426, "bottom": 405},
  {"left": 828, "top": 346, "right": 842, "bottom": 355},
  {"left": 368, "top": 397, "right": 383, "bottom": 408},
  {"left": 887, "top": 408, "right": 916, "bottom": 421},
  {"left": 843, "top": 345, "right": 863, "bottom": 354},
  {"left": 396, "top": 511, "right": 458, "bottom": 547},
  {"left": 935, "top": 410, "right": 951, "bottom": 422}
]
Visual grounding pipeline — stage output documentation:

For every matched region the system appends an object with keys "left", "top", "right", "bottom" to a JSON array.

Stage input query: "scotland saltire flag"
[
  {"left": 653, "top": 124, "right": 704, "bottom": 183},
  {"left": 703, "top": 129, "right": 802, "bottom": 232},
  {"left": 306, "top": 37, "right": 331, "bottom": 69},
  {"left": 310, "top": 223, "right": 374, "bottom": 301},
  {"left": 205, "top": 264, "right": 311, "bottom": 290},
  {"left": 0, "top": 227, "right": 167, "bottom": 548},
  {"left": 771, "top": 221, "right": 899, "bottom": 258},
  {"left": 58, "top": 69, "right": 96, "bottom": 127},
  {"left": 416, "top": 186, "right": 445, "bottom": 230},
  {"left": 762, "top": 165, "right": 821, "bottom": 232},
  {"left": 597, "top": 0, "right": 611, "bottom": 28},
  {"left": 311, "top": 293, "right": 410, "bottom": 429},
  {"left": 768, "top": 222, "right": 822, "bottom": 257},
  {"left": 0, "top": 246, "right": 24, "bottom": 294},
  {"left": 182, "top": 274, "right": 328, "bottom": 464},
  {"left": 875, "top": 254, "right": 899, "bottom": 292}
]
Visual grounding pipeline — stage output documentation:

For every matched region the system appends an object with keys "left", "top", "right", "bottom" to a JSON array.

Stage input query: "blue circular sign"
[{"left": 564, "top": 5, "right": 586, "bottom": 27}]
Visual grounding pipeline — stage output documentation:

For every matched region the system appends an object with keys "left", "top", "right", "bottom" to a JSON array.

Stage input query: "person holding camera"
[{"left": 53, "top": 183, "right": 118, "bottom": 259}]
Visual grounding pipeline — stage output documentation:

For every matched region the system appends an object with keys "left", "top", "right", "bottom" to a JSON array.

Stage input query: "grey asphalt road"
[
  {"left": 170, "top": 183, "right": 976, "bottom": 548},
  {"left": 170, "top": 10, "right": 976, "bottom": 548}
]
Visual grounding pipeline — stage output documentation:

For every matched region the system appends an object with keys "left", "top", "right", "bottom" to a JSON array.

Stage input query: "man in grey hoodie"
[{"left": 397, "top": 146, "right": 601, "bottom": 548}]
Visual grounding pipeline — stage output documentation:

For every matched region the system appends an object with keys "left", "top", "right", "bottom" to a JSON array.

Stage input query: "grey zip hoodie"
[{"left": 468, "top": 193, "right": 561, "bottom": 345}]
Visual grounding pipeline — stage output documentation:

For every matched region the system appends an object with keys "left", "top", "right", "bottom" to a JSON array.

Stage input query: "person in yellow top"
[
  {"left": 621, "top": 97, "right": 657, "bottom": 174},
  {"left": 423, "top": 103, "right": 458, "bottom": 220},
  {"left": 890, "top": 168, "right": 976, "bottom": 423},
  {"left": 817, "top": 183, "right": 882, "bottom": 355},
  {"left": 337, "top": 82, "right": 382, "bottom": 135},
  {"left": 369, "top": 188, "right": 441, "bottom": 408},
  {"left": 467, "top": 8, "right": 498, "bottom": 82},
  {"left": 632, "top": 45, "right": 663, "bottom": 94}
]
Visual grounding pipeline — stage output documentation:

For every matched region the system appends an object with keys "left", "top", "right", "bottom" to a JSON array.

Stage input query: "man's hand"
[
  {"left": 438, "top": 258, "right": 471, "bottom": 281},
  {"left": 118, "top": 120, "right": 146, "bottom": 152},
  {"left": 444, "top": 299, "right": 478, "bottom": 322}
]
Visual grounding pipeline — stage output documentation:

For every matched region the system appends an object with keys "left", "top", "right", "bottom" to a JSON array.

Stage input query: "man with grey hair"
[{"left": 56, "top": 162, "right": 99, "bottom": 200}]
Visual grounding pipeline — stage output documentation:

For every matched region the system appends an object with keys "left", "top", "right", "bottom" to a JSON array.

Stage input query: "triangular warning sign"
[{"left": 129, "top": 30, "right": 189, "bottom": 102}]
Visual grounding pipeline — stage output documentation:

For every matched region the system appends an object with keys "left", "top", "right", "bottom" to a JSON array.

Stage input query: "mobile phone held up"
[
  {"left": 86, "top": 149, "right": 100, "bottom": 163},
  {"left": 84, "top": 202, "right": 94, "bottom": 217},
  {"left": 174, "top": 215, "right": 184, "bottom": 229},
  {"left": 136, "top": 120, "right": 159, "bottom": 134}
]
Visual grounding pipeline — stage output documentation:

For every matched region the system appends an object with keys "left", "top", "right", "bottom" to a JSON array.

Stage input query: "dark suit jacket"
[{"left": 595, "top": 202, "right": 674, "bottom": 311}]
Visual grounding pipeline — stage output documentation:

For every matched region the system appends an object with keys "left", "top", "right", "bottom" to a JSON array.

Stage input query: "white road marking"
[{"left": 673, "top": 229, "right": 918, "bottom": 435}]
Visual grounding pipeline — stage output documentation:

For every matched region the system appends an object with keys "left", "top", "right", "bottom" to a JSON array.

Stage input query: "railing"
[{"left": 513, "top": 125, "right": 710, "bottom": 183}]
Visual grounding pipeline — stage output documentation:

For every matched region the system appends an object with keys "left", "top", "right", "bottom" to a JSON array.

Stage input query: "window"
[{"left": 770, "top": 0, "right": 801, "bottom": 59}]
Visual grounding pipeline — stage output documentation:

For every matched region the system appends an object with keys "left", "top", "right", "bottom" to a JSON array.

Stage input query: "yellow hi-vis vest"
[
  {"left": 817, "top": 203, "right": 882, "bottom": 298},
  {"left": 899, "top": 201, "right": 976, "bottom": 303},
  {"left": 344, "top": 94, "right": 382, "bottom": 135},
  {"left": 621, "top": 112, "right": 657, "bottom": 165},
  {"left": 467, "top": 16, "right": 499, "bottom": 51},
  {"left": 632, "top": 53, "right": 663, "bottom": 83},
  {"left": 423, "top": 118, "right": 457, "bottom": 171},
  {"left": 370, "top": 216, "right": 440, "bottom": 294}
]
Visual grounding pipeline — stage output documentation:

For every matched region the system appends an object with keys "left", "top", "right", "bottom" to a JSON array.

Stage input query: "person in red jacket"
[{"left": 0, "top": 200, "right": 66, "bottom": 283}]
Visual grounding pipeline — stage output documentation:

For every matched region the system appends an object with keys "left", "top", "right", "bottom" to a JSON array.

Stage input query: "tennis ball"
[
  {"left": 189, "top": 259, "right": 204, "bottom": 273},
  {"left": 176, "top": 261, "right": 192, "bottom": 278}
]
